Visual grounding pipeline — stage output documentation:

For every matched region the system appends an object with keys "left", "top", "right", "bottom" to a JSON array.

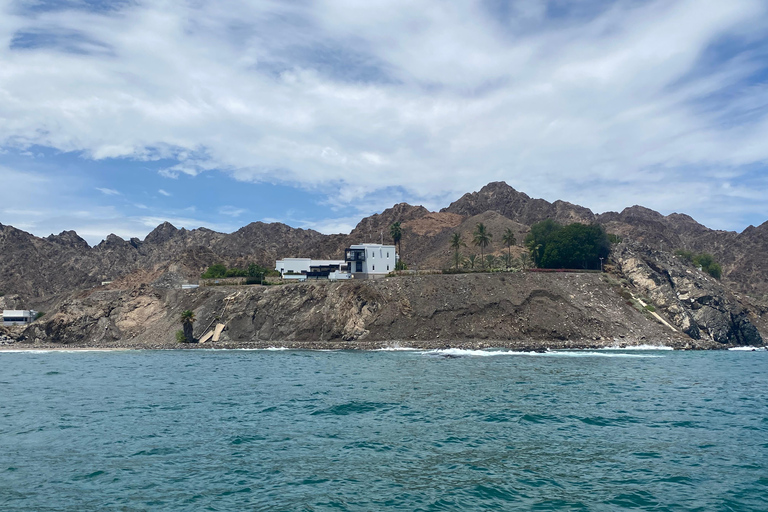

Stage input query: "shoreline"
[{"left": 1, "top": 337, "right": 763, "bottom": 352}]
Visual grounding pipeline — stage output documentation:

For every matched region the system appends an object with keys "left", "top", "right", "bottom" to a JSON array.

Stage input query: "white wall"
[
  {"left": 276, "top": 258, "right": 312, "bottom": 275},
  {"left": 349, "top": 244, "right": 397, "bottom": 275}
]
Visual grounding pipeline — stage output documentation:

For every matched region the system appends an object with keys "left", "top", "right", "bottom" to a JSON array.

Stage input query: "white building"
[
  {"left": 275, "top": 258, "right": 347, "bottom": 280},
  {"left": 2, "top": 310, "right": 38, "bottom": 326},
  {"left": 345, "top": 243, "right": 398, "bottom": 279}
]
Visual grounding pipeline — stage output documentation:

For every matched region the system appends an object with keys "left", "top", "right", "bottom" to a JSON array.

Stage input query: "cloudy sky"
[{"left": 1, "top": 0, "right": 767, "bottom": 244}]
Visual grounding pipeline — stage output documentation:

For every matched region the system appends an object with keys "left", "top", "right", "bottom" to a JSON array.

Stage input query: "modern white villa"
[
  {"left": 275, "top": 258, "right": 349, "bottom": 281},
  {"left": 2, "top": 310, "right": 38, "bottom": 326},
  {"left": 275, "top": 243, "right": 398, "bottom": 281},
  {"left": 345, "top": 243, "right": 398, "bottom": 279}
]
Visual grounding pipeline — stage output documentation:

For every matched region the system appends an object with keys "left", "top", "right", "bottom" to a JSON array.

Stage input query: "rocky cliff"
[{"left": 20, "top": 272, "right": 717, "bottom": 350}]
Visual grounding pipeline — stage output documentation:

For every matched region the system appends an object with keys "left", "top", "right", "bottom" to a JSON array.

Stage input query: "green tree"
[
  {"left": 502, "top": 228, "right": 516, "bottom": 268},
  {"left": 472, "top": 223, "right": 492, "bottom": 269},
  {"left": 449, "top": 232, "right": 466, "bottom": 269},
  {"left": 180, "top": 310, "right": 196, "bottom": 343},
  {"left": 466, "top": 254, "right": 477, "bottom": 270},
  {"left": 485, "top": 254, "right": 497, "bottom": 270},
  {"left": 525, "top": 220, "right": 610, "bottom": 269},
  {"left": 390, "top": 222, "right": 403, "bottom": 259},
  {"left": 201, "top": 263, "right": 227, "bottom": 279}
]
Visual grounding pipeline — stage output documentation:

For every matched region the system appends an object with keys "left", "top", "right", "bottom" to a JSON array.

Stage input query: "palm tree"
[
  {"left": 473, "top": 223, "right": 492, "bottom": 269},
  {"left": 449, "top": 232, "right": 466, "bottom": 269},
  {"left": 467, "top": 254, "right": 477, "bottom": 270},
  {"left": 390, "top": 222, "right": 402, "bottom": 260},
  {"left": 180, "top": 310, "right": 196, "bottom": 343},
  {"left": 502, "top": 228, "right": 516, "bottom": 268},
  {"left": 519, "top": 252, "right": 532, "bottom": 270},
  {"left": 485, "top": 254, "right": 497, "bottom": 270}
]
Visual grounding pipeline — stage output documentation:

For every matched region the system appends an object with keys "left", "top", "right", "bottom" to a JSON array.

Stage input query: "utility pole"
[{"left": 599, "top": 257, "right": 604, "bottom": 272}]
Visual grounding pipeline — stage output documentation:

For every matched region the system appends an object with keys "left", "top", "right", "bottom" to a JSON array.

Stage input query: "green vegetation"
[
  {"left": 395, "top": 260, "right": 408, "bottom": 271},
  {"left": 644, "top": 304, "right": 656, "bottom": 313},
  {"left": 465, "top": 254, "right": 478, "bottom": 270},
  {"left": 390, "top": 222, "right": 402, "bottom": 259},
  {"left": 525, "top": 220, "right": 610, "bottom": 270},
  {"left": 674, "top": 250, "right": 722, "bottom": 279},
  {"left": 472, "top": 223, "right": 492, "bottom": 270},
  {"left": 449, "top": 232, "right": 466, "bottom": 270},
  {"left": 485, "top": 254, "right": 497, "bottom": 270},
  {"left": 180, "top": 310, "right": 196, "bottom": 343},
  {"left": 35, "top": 311, "right": 45, "bottom": 320},
  {"left": 175, "top": 330, "right": 187, "bottom": 343},
  {"left": 607, "top": 233, "right": 623, "bottom": 244},
  {"left": 502, "top": 228, "right": 516, "bottom": 268}
]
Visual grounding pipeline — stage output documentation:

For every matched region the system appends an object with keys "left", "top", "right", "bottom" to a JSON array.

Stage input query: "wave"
[
  {"left": 420, "top": 348, "right": 665, "bottom": 358},
  {"left": 421, "top": 348, "right": 540, "bottom": 357},
  {"left": 728, "top": 346, "right": 767, "bottom": 351},
  {"left": 599, "top": 344, "right": 674, "bottom": 351},
  {"left": 544, "top": 351, "right": 664, "bottom": 358}
]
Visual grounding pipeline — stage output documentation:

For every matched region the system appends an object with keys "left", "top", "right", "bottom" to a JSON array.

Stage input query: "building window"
[
  {"left": 387, "top": 265, "right": 389, "bottom": 270},
  {"left": 372, "top": 265, "right": 375, "bottom": 271},
  {"left": 371, "top": 251, "right": 375, "bottom": 258},
  {"left": 387, "top": 252, "right": 389, "bottom": 258}
]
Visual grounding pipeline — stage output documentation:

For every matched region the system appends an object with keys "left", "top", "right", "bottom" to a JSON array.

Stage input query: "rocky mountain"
[{"left": 1, "top": 181, "right": 767, "bottom": 348}]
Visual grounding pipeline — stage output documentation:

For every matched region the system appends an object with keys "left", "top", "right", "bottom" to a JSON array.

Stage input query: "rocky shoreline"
[{"left": 5, "top": 257, "right": 765, "bottom": 352}]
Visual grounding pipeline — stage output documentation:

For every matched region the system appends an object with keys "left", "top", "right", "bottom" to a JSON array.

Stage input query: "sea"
[{"left": 1, "top": 346, "right": 766, "bottom": 511}]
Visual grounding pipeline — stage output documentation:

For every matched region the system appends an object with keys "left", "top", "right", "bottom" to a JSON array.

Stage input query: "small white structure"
[
  {"left": 181, "top": 284, "right": 199, "bottom": 289},
  {"left": 345, "top": 243, "right": 398, "bottom": 279},
  {"left": 2, "top": 310, "right": 38, "bottom": 326}
]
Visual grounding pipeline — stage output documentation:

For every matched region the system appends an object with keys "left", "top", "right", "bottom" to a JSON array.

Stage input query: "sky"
[{"left": 1, "top": 0, "right": 768, "bottom": 245}]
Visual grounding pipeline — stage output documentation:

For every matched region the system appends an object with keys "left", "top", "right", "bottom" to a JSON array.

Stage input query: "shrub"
[
  {"left": 644, "top": 304, "right": 656, "bottom": 313},
  {"left": 35, "top": 311, "right": 45, "bottom": 320},
  {"left": 675, "top": 250, "right": 722, "bottom": 279},
  {"left": 175, "top": 330, "right": 187, "bottom": 343},
  {"left": 201, "top": 263, "right": 227, "bottom": 279},
  {"left": 706, "top": 262, "right": 722, "bottom": 279},
  {"left": 395, "top": 260, "right": 408, "bottom": 271}
]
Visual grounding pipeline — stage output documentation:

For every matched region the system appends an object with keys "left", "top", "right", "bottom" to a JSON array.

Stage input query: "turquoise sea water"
[{"left": 0, "top": 347, "right": 766, "bottom": 511}]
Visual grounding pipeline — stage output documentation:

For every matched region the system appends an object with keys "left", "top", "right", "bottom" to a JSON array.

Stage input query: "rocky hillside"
[
  {"left": 19, "top": 272, "right": 718, "bottom": 350},
  {"left": 2, "top": 181, "right": 767, "bottom": 348}
]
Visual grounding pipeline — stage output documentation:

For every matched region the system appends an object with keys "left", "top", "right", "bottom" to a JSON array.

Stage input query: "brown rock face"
[
  {"left": 613, "top": 243, "right": 762, "bottom": 345},
  {"left": 23, "top": 273, "right": 699, "bottom": 349},
  {"left": 442, "top": 181, "right": 596, "bottom": 225}
]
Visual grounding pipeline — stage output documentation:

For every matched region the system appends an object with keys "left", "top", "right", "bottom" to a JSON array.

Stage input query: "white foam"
[
  {"left": 419, "top": 348, "right": 665, "bottom": 358},
  {"left": 421, "top": 348, "right": 541, "bottom": 357},
  {"left": 376, "top": 346, "right": 420, "bottom": 352},
  {"left": 728, "top": 346, "right": 767, "bottom": 351},
  {"left": 599, "top": 344, "right": 674, "bottom": 351},
  {"left": 544, "top": 351, "right": 664, "bottom": 358}
]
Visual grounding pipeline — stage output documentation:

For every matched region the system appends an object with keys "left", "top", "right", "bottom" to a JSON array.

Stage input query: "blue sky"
[{"left": 1, "top": 0, "right": 767, "bottom": 244}]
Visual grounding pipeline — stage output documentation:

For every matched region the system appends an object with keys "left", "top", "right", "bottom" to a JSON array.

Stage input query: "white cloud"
[
  {"left": 0, "top": 0, "right": 767, "bottom": 231},
  {"left": 96, "top": 187, "right": 120, "bottom": 195},
  {"left": 158, "top": 189, "right": 171, "bottom": 197},
  {"left": 218, "top": 205, "right": 246, "bottom": 217}
]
